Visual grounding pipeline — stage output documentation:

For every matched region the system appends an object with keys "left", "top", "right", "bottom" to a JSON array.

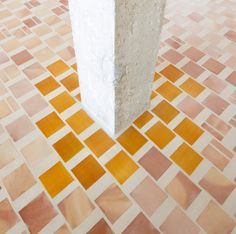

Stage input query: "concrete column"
[{"left": 69, "top": 0, "right": 166, "bottom": 136}]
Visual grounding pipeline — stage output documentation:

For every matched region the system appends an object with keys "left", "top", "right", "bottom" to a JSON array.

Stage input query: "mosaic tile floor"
[{"left": 1, "top": 0, "right": 236, "bottom": 233}]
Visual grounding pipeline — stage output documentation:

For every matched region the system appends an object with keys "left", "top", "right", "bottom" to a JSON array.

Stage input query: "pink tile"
[
  {"left": 160, "top": 207, "right": 200, "bottom": 234},
  {"left": 138, "top": 147, "right": 172, "bottom": 180},
  {"left": 11, "top": 50, "right": 33, "bottom": 65},
  {"left": 162, "top": 49, "right": 184, "bottom": 64},
  {"left": 54, "top": 224, "right": 70, "bottom": 234},
  {"left": 197, "top": 201, "right": 235, "bottom": 234},
  {"left": 58, "top": 46, "right": 75, "bottom": 61},
  {"left": 165, "top": 38, "right": 181, "bottom": 49},
  {"left": 96, "top": 183, "right": 132, "bottom": 224},
  {"left": 6, "top": 115, "right": 35, "bottom": 141},
  {"left": 202, "top": 123, "right": 223, "bottom": 141},
  {"left": 23, "top": 62, "right": 46, "bottom": 80},
  {"left": 0, "top": 81, "right": 7, "bottom": 95},
  {"left": 183, "top": 47, "right": 205, "bottom": 62},
  {"left": 0, "top": 51, "right": 9, "bottom": 64},
  {"left": 203, "top": 58, "right": 225, "bottom": 75},
  {"left": 226, "top": 71, "right": 236, "bottom": 87},
  {"left": 0, "top": 100, "right": 12, "bottom": 119},
  {"left": 22, "top": 94, "right": 48, "bottom": 117},
  {"left": 3, "top": 164, "right": 36, "bottom": 200},
  {"left": 188, "top": 12, "right": 204, "bottom": 22},
  {"left": 181, "top": 61, "right": 205, "bottom": 78},
  {"left": 199, "top": 167, "right": 235, "bottom": 204},
  {"left": 24, "top": 18, "right": 37, "bottom": 27},
  {"left": 87, "top": 219, "right": 114, "bottom": 234},
  {"left": 58, "top": 187, "right": 95, "bottom": 229},
  {"left": 122, "top": 213, "right": 160, "bottom": 234},
  {"left": 131, "top": 177, "right": 167, "bottom": 216},
  {"left": 225, "top": 30, "right": 236, "bottom": 43},
  {"left": 185, "top": 34, "right": 204, "bottom": 47},
  {"left": 225, "top": 56, "right": 236, "bottom": 70},
  {"left": 203, "top": 93, "right": 229, "bottom": 115},
  {"left": 19, "top": 192, "right": 57, "bottom": 233},
  {"left": 9, "top": 79, "right": 34, "bottom": 98},
  {"left": 203, "top": 75, "right": 227, "bottom": 94}
]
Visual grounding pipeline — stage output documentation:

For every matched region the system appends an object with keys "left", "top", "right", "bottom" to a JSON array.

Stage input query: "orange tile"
[
  {"left": 61, "top": 73, "right": 79, "bottom": 92},
  {"left": 36, "top": 112, "right": 65, "bottom": 137},
  {"left": 53, "top": 132, "right": 84, "bottom": 162},
  {"left": 47, "top": 60, "right": 69, "bottom": 77},
  {"left": 134, "top": 111, "right": 154, "bottom": 128},
  {"left": 72, "top": 155, "right": 105, "bottom": 189},
  {"left": 84, "top": 129, "right": 115, "bottom": 157},
  {"left": 35, "top": 76, "right": 60, "bottom": 96},
  {"left": 156, "top": 81, "right": 182, "bottom": 101},
  {"left": 170, "top": 143, "right": 203, "bottom": 175},
  {"left": 152, "top": 100, "right": 179, "bottom": 124},
  {"left": 160, "top": 64, "right": 184, "bottom": 82},
  {"left": 180, "top": 78, "right": 205, "bottom": 97},
  {"left": 50, "top": 92, "right": 76, "bottom": 113},
  {"left": 174, "top": 118, "right": 204, "bottom": 144},
  {"left": 145, "top": 122, "right": 175, "bottom": 149},
  {"left": 39, "top": 162, "right": 73, "bottom": 197},
  {"left": 75, "top": 93, "right": 81, "bottom": 102},
  {"left": 106, "top": 151, "right": 139, "bottom": 184},
  {"left": 117, "top": 126, "right": 147, "bottom": 155},
  {"left": 66, "top": 109, "right": 93, "bottom": 134},
  {"left": 71, "top": 63, "right": 77, "bottom": 71},
  {"left": 151, "top": 91, "right": 158, "bottom": 100},
  {"left": 154, "top": 72, "right": 161, "bottom": 81}
]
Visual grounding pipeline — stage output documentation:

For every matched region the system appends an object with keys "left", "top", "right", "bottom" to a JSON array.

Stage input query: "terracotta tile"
[
  {"left": 134, "top": 111, "right": 153, "bottom": 128},
  {"left": 156, "top": 81, "right": 182, "bottom": 101},
  {"left": 199, "top": 167, "right": 235, "bottom": 204},
  {"left": 117, "top": 126, "right": 147, "bottom": 155},
  {"left": 39, "top": 162, "right": 73, "bottom": 197},
  {"left": 203, "top": 75, "right": 227, "bottom": 94},
  {"left": 66, "top": 109, "right": 93, "bottom": 135},
  {"left": 166, "top": 172, "right": 201, "bottom": 209},
  {"left": 61, "top": 73, "right": 79, "bottom": 91},
  {"left": 85, "top": 129, "right": 115, "bottom": 157},
  {"left": 72, "top": 155, "right": 105, "bottom": 189},
  {"left": 226, "top": 71, "right": 236, "bottom": 87},
  {"left": 3, "top": 164, "right": 36, "bottom": 200},
  {"left": 146, "top": 121, "right": 175, "bottom": 149},
  {"left": 96, "top": 184, "right": 132, "bottom": 224},
  {"left": 0, "top": 199, "right": 19, "bottom": 233},
  {"left": 171, "top": 143, "right": 203, "bottom": 175},
  {"left": 165, "top": 38, "right": 181, "bottom": 49},
  {"left": 11, "top": 50, "right": 33, "bottom": 65},
  {"left": 197, "top": 201, "right": 235, "bottom": 234},
  {"left": 180, "top": 78, "right": 205, "bottom": 97},
  {"left": 23, "top": 62, "right": 46, "bottom": 80},
  {"left": 53, "top": 132, "right": 84, "bottom": 162},
  {"left": 160, "top": 207, "right": 200, "bottom": 234},
  {"left": 122, "top": 213, "right": 160, "bottom": 234},
  {"left": 0, "top": 51, "right": 9, "bottom": 64},
  {"left": 24, "top": 18, "right": 36, "bottom": 27},
  {"left": 35, "top": 76, "right": 60, "bottom": 95},
  {"left": 225, "top": 30, "right": 236, "bottom": 43},
  {"left": 19, "top": 193, "right": 57, "bottom": 233},
  {"left": 203, "top": 58, "right": 225, "bottom": 75},
  {"left": 50, "top": 91, "right": 76, "bottom": 113},
  {"left": 9, "top": 79, "right": 34, "bottom": 98},
  {"left": 162, "top": 49, "right": 184, "bottom": 65},
  {"left": 47, "top": 60, "right": 69, "bottom": 77},
  {"left": 181, "top": 61, "right": 205, "bottom": 78},
  {"left": 152, "top": 100, "right": 179, "bottom": 123},
  {"left": 174, "top": 118, "right": 204, "bottom": 144},
  {"left": 202, "top": 122, "right": 223, "bottom": 141},
  {"left": 36, "top": 112, "right": 65, "bottom": 138},
  {"left": 54, "top": 224, "right": 70, "bottom": 234},
  {"left": 183, "top": 46, "right": 205, "bottom": 62},
  {"left": 87, "top": 219, "right": 114, "bottom": 234},
  {"left": 58, "top": 187, "right": 95, "bottom": 229}
]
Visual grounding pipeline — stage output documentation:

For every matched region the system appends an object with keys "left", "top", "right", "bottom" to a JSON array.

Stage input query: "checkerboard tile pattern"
[{"left": 0, "top": 0, "right": 236, "bottom": 233}]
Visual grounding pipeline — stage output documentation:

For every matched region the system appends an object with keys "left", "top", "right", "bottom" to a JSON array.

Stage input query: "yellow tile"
[
  {"left": 174, "top": 118, "right": 204, "bottom": 145},
  {"left": 134, "top": 111, "right": 153, "bottom": 128},
  {"left": 35, "top": 76, "right": 60, "bottom": 96},
  {"left": 84, "top": 129, "right": 115, "bottom": 158},
  {"left": 154, "top": 72, "right": 161, "bottom": 81},
  {"left": 152, "top": 100, "right": 179, "bottom": 124},
  {"left": 180, "top": 78, "right": 205, "bottom": 97},
  {"left": 117, "top": 126, "right": 147, "bottom": 155},
  {"left": 39, "top": 162, "right": 73, "bottom": 197},
  {"left": 151, "top": 91, "right": 158, "bottom": 100},
  {"left": 72, "top": 155, "right": 105, "bottom": 189},
  {"left": 160, "top": 64, "right": 184, "bottom": 82},
  {"left": 50, "top": 91, "right": 76, "bottom": 113},
  {"left": 145, "top": 121, "right": 175, "bottom": 149},
  {"left": 61, "top": 73, "right": 79, "bottom": 92},
  {"left": 71, "top": 63, "right": 77, "bottom": 71},
  {"left": 170, "top": 143, "right": 203, "bottom": 175},
  {"left": 156, "top": 81, "right": 182, "bottom": 101},
  {"left": 53, "top": 132, "right": 84, "bottom": 162},
  {"left": 106, "top": 151, "right": 139, "bottom": 184},
  {"left": 36, "top": 112, "right": 65, "bottom": 137},
  {"left": 66, "top": 109, "right": 93, "bottom": 135},
  {"left": 47, "top": 60, "right": 69, "bottom": 77}
]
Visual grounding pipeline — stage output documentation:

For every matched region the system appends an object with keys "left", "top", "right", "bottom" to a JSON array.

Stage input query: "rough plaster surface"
[{"left": 69, "top": 0, "right": 166, "bottom": 136}]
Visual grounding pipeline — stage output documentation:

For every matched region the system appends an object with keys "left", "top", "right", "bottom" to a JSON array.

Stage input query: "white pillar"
[{"left": 69, "top": 0, "right": 166, "bottom": 136}]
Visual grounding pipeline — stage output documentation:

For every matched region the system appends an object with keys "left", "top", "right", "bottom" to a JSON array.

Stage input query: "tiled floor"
[{"left": 0, "top": 0, "right": 236, "bottom": 233}]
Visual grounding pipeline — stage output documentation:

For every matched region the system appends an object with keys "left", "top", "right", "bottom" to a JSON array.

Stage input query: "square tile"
[
  {"left": 203, "top": 58, "right": 225, "bottom": 75},
  {"left": 58, "top": 187, "right": 95, "bottom": 229},
  {"left": 180, "top": 78, "right": 205, "bottom": 97},
  {"left": 152, "top": 100, "right": 179, "bottom": 123},
  {"left": 72, "top": 155, "right": 105, "bottom": 189},
  {"left": 84, "top": 129, "right": 115, "bottom": 157},
  {"left": 174, "top": 118, "right": 204, "bottom": 144},
  {"left": 226, "top": 71, "right": 236, "bottom": 87},
  {"left": 47, "top": 60, "right": 69, "bottom": 77},
  {"left": 9, "top": 79, "right": 34, "bottom": 98},
  {"left": 117, "top": 126, "right": 147, "bottom": 155},
  {"left": 131, "top": 177, "right": 167, "bottom": 216},
  {"left": 34, "top": 47, "right": 54, "bottom": 62},
  {"left": 61, "top": 73, "right": 79, "bottom": 91},
  {"left": 23, "top": 62, "right": 46, "bottom": 80},
  {"left": 39, "top": 162, "right": 73, "bottom": 197},
  {"left": 134, "top": 111, "right": 153, "bottom": 128},
  {"left": 53, "top": 132, "right": 84, "bottom": 162},
  {"left": 0, "top": 100, "right": 11, "bottom": 118},
  {"left": 0, "top": 51, "right": 9, "bottom": 64},
  {"left": 35, "top": 76, "right": 60, "bottom": 96},
  {"left": 95, "top": 183, "right": 132, "bottom": 223},
  {"left": 166, "top": 172, "right": 201, "bottom": 209},
  {"left": 36, "top": 112, "right": 65, "bottom": 138},
  {"left": 11, "top": 50, "right": 33, "bottom": 65},
  {"left": 170, "top": 143, "right": 203, "bottom": 175},
  {"left": 19, "top": 193, "right": 57, "bottom": 233},
  {"left": 106, "top": 151, "right": 139, "bottom": 184},
  {"left": 87, "top": 219, "right": 114, "bottom": 234},
  {"left": 206, "top": 114, "right": 230, "bottom": 135},
  {"left": 162, "top": 49, "right": 184, "bottom": 65},
  {"left": 183, "top": 46, "right": 205, "bottom": 62},
  {"left": 146, "top": 122, "right": 175, "bottom": 149},
  {"left": 181, "top": 61, "right": 205, "bottom": 78},
  {"left": 203, "top": 75, "right": 227, "bottom": 94},
  {"left": 225, "top": 30, "right": 236, "bottom": 43},
  {"left": 197, "top": 201, "right": 235, "bottom": 234}
]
